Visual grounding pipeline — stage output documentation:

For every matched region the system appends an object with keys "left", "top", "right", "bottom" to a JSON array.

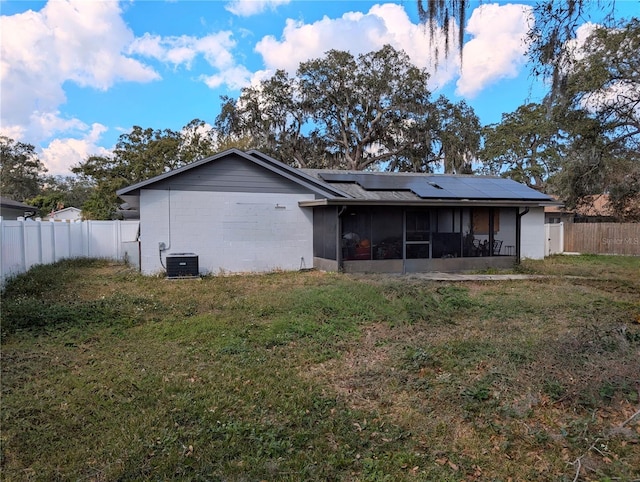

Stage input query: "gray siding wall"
[{"left": 152, "top": 154, "right": 315, "bottom": 194}]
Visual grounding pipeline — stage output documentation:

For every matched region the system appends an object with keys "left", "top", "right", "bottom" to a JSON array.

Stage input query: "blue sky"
[{"left": 1, "top": 0, "right": 636, "bottom": 175}]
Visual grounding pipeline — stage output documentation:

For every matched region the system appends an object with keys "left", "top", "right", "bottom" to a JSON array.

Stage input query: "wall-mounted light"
[{"left": 275, "top": 204, "right": 286, "bottom": 209}]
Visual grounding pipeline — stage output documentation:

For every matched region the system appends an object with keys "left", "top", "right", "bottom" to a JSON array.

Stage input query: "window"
[{"left": 472, "top": 208, "right": 499, "bottom": 234}]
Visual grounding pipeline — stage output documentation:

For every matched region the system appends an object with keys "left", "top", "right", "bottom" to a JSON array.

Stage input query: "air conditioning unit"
[{"left": 166, "top": 253, "right": 199, "bottom": 278}]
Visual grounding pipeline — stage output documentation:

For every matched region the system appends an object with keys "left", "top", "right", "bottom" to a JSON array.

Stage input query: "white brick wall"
[
  {"left": 520, "top": 207, "right": 546, "bottom": 259},
  {"left": 139, "top": 190, "right": 315, "bottom": 275}
]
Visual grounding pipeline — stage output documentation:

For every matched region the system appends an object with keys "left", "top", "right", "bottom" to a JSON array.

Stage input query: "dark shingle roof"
[
  {"left": 301, "top": 169, "right": 555, "bottom": 204},
  {"left": 0, "top": 196, "right": 37, "bottom": 210}
]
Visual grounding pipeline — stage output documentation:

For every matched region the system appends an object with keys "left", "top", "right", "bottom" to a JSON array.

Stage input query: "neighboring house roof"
[
  {"left": 50, "top": 207, "right": 82, "bottom": 216},
  {"left": 545, "top": 194, "right": 615, "bottom": 217},
  {"left": 116, "top": 203, "right": 140, "bottom": 220},
  {"left": 574, "top": 194, "right": 616, "bottom": 217},
  {"left": 0, "top": 196, "right": 37, "bottom": 220},
  {"left": 0, "top": 196, "right": 37, "bottom": 211}
]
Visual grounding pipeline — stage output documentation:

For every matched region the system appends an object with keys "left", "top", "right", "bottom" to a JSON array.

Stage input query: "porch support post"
[
  {"left": 337, "top": 206, "right": 345, "bottom": 271},
  {"left": 516, "top": 207, "right": 530, "bottom": 264},
  {"left": 489, "top": 208, "right": 495, "bottom": 257}
]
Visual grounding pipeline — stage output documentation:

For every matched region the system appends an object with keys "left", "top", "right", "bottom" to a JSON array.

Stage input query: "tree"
[
  {"left": 480, "top": 103, "right": 564, "bottom": 190},
  {"left": 214, "top": 71, "right": 322, "bottom": 167},
  {"left": 528, "top": 0, "right": 618, "bottom": 97},
  {"left": 416, "top": 1, "right": 636, "bottom": 217},
  {"left": 73, "top": 120, "right": 216, "bottom": 219},
  {"left": 179, "top": 118, "right": 218, "bottom": 162},
  {"left": 416, "top": 1, "right": 619, "bottom": 80},
  {"left": 416, "top": 0, "right": 468, "bottom": 60},
  {"left": 300, "top": 45, "right": 436, "bottom": 171},
  {"left": 216, "top": 45, "right": 450, "bottom": 172},
  {"left": 550, "top": 19, "right": 640, "bottom": 219},
  {"left": 27, "top": 176, "right": 93, "bottom": 218},
  {"left": 0, "top": 136, "right": 47, "bottom": 202},
  {"left": 433, "top": 96, "right": 481, "bottom": 174}
]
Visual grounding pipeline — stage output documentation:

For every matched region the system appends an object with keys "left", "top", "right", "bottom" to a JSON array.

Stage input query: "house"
[
  {"left": 48, "top": 206, "right": 83, "bottom": 221},
  {"left": 0, "top": 196, "right": 37, "bottom": 220},
  {"left": 117, "top": 149, "right": 557, "bottom": 276},
  {"left": 545, "top": 194, "right": 616, "bottom": 224}
]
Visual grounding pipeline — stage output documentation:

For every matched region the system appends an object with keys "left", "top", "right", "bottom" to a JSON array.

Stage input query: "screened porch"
[{"left": 312, "top": 205, "right": 518, "bottom": 273}]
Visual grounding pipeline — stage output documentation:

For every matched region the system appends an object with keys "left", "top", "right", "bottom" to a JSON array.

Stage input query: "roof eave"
[{"left": 298, "top": 198, "right": 558, "bottom": 208}]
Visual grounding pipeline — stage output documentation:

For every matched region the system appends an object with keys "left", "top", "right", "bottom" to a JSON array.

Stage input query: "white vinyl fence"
[
  {"left": 545, "top": 223, "right": 564, "bottom": 256},
  {"left": 1, "top": 218, "right": 140, "bottom": 286}
]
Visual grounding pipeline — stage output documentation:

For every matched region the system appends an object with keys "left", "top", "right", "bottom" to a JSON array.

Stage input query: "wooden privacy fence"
[
  {"left": 0, "top": 218, "right": 140, "bottom": 286},
  {"left": 563, "top": 223, "right": 640, "bottom": 256}
]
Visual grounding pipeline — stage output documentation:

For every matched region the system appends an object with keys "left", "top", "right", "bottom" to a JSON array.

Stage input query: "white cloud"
[
  {"left": 567, "top": 23, "right": 640, "bottom": 117},
  {"left": 128, "top": 31, "right": 252, "bottom": 88},
  {"left": 1, "top": 0, "right": 159, "bottom": 131},
  {"left": 225, "top": 0, "right": 290, "bottom": 17},
  {"left": 201, "top": 65, "right": 253, "bottom": 90},
  {"left": 0, "top": 0, "right": 159, "bottom": 175},
  {"left": 456, "top": 3, "right": 533, "bottom": 97},
  {"left": 564, "top": 22, "right": 599, "bottom": 63},
  {"left": 30, "top": 111, "right": 88, "bottom": 140},
  {"left": 40, "top": 123, "right": 111, "bottom": 176},
  {"left": 128, "top": 31, "right": 238, "bottom": 70},
  {"left": 253, "top": 3, "right": 460, "bottom": 90}
]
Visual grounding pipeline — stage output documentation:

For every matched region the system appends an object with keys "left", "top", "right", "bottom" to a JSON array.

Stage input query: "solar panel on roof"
[
  {"left": 428, "top": 177, "right": 486, "bottom": 198},
  {"left": 316, "top": 171, "right": 552, "bottom": 201},
  {"left": 318, "top": 172, "right": 358, "bottom": 183},
  {"left": 407, "top": 179, "right": 455, "bottom": 198},
  {"left": 507, "top": 181, "right": 550, "bottom": 199}
]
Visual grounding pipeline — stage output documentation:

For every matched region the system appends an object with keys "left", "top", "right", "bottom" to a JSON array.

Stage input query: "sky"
[{"left": 1, "top": 0, "right": 637, "bottom": 176}]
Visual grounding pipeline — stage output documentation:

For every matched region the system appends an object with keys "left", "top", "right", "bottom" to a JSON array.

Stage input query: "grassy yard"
[{"left": 1, "top": 256, "right": 639, "bottom": 481}]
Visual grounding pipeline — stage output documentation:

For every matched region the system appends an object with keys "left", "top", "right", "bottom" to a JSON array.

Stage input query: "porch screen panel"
[
  {"left": 432, "top": 208, "right": 462, "bottom": 258},
  {"left": 313, "top": 207, "right": 337, "bottom": 260},
  {"left": 372, "top": 208, "right": 402, "bottom": 260},
  {"left": 342, "top": 208, "right": 371, "bottom": 260},
  {"left": 465, "top": 208, "right": 503, "bottom": 257},
  {"left": 406, "top": 210, "right": 430, "bottom": 259}
]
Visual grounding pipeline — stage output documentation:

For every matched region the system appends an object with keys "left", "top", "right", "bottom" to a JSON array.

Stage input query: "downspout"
[
  {"left": 516, "top": 207, "right": 530, "bottom": 264},
  {"left": 337, "top": 206, "right": 346, "bottom": 271}
]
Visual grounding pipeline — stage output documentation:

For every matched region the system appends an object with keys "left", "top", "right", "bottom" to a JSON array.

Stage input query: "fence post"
[
  {"left": 20, "top": 219, "right": 27, "bottom": 274},
  {"left": 37, "top": 219, "right": 43, "bottom": 265},
  {"left": 116, "top": 220, "right": 122, "bottom": 260},
  {"left": 67, "top": 220, "right": 72, "bottom": 258},
  {"left": 82, "top": 221, "right": 91, "bottom": 258}
]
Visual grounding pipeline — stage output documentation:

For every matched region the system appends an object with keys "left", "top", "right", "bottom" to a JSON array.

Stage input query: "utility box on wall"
[{"left": 166, "top": 253, "right": 199, "bottom": 278}]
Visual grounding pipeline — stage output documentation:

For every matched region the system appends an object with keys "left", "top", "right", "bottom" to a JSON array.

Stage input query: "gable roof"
[
  {"left": 116, "top": 148, "right": 349, "bottom": 199},
  {"left": 115, "top": 149, "right": 557, "bottom": 208},
  {"left": 51, "top": 207, "right": 82, "bottom": 215}
]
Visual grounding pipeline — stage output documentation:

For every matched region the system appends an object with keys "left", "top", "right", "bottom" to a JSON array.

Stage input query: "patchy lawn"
[{"left": 1, "top": 256, "right": 639, "bottom": 481}]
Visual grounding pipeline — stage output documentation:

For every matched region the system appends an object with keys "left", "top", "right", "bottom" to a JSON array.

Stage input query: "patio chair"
[
  {"left": 493, "top": 239, "right": 503, "bottom": 255},
  {"left": 472, "top": 239, "right": 481, "bottom": 256}
]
